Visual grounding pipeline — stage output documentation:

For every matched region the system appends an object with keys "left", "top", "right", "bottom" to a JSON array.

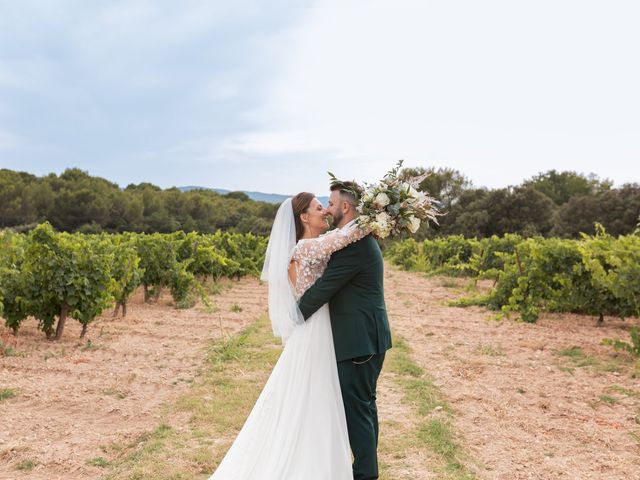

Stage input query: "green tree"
[
  {"left": 50, "top": 188, "right": 110, "bottom": 230},
  {"left": 105, "top": 192, "right": 144, "bottom": 232},
  {"left": 226, "top": 191, "right": 250, "bottom": 201},
  {"left": 442, "top": 187, "right": 555, "bottom": 237},
  {"left": 0, "top": 169, "right": 39, "bottom": 227},
  {"left": 596, "top": 184, "right": 640, "bottom": 236},
  {"left": 399, "top": 166, "right": 472, "bottom": 210},
  {"left": 551, "top": 195, "right": 600, "bottom": 237},
  {"left": 554, "top": 184, "right": 640, "bottom": 237},
  {"left": 438, "top": 188, "right": 489, "bottom": 237},
  {"left": 0, "top": 168, "right": 279, "bottom": 235},
  {"left": 522, "top": 170, "right": 611, "bottom": 205}
]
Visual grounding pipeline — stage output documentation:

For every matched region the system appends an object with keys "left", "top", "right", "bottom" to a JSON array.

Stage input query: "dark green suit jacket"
[{"left": 298, "top": 235, "right": 392, "bottom": 362}]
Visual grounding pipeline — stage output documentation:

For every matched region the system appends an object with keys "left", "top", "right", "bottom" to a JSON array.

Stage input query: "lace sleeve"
[{"left": 293, "top": 221, "right": 369, "bottom": 265}]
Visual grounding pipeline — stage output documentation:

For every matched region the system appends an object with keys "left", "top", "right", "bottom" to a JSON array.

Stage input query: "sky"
[{"left": 1, "top": 0, "right": 639, "bottom": 196}]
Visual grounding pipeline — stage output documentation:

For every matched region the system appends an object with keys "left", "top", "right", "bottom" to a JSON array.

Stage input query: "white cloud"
[
  {"left": 227, "top": 0, "right": 640, "bottom": 189},
  {"left": 2, "top": 1, "right": 638, "bottom": 193}
]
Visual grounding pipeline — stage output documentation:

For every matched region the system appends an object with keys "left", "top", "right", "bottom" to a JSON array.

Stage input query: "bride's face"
[{"left": 302, "top": 197, "right": 329, "bottom": 237}]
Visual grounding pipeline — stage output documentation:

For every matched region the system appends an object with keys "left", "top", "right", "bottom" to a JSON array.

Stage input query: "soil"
[
  {"left": 1, "top": 267, "right": 639, "bottom": 479},
  {"left": 0, "top": 278, "right": 264, "bottom": 480},
  {"left": 382, "top": 267, "right": 640, "bottom": 480}
]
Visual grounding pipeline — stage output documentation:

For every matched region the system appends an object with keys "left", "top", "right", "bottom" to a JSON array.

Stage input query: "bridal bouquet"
[{"left": 330, "top": 161, "right": 440, "bottom": 239}]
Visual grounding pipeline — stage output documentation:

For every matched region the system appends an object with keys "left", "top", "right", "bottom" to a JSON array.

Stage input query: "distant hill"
[{"left": 179, "top": 186, "right": 329, "bottom": 206}]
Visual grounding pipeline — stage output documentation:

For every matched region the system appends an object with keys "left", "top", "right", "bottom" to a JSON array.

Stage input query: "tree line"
[
  {"left": 0, "top": 168, "right": 278, "bottom": 235},
  {"left": 1, "top": 167, "right": 638, "bottom": 238},
  {"left": 400, "top": 167, "right": 640, "bottom": 238}
]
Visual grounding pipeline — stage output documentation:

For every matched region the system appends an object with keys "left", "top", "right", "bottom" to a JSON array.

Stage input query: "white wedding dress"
[{"left": 208, "top": 213, "right": 365, "bottom": 480}]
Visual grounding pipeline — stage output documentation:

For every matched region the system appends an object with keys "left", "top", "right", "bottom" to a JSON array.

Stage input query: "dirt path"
[
  {"left": 2, "top": 266, "right": 639, "bottom": 479},
  {"left": 383, "top": 266, "right": 640, "bottom": 480},
  {"left": 0, "top": 278, "right": 265, "bottom": 480}
]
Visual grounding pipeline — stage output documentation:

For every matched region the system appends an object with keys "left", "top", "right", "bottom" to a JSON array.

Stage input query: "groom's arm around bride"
[{"left": 297, "top": 234, "right": 391, "bottom": 362}]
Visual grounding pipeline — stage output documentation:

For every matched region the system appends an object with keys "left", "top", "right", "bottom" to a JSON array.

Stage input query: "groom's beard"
[{"left": 331, "top": 210, "right": 343, "bottom": 228}]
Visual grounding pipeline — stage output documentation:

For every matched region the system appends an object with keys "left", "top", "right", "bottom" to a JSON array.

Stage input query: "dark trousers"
[{"left": 337, "top": 352, "right": 386, "bottom": 480}]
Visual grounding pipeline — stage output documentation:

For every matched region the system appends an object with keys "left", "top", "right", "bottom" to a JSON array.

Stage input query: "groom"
[{"left": 298, "top": 181, "right": 392, "bottom": 480}]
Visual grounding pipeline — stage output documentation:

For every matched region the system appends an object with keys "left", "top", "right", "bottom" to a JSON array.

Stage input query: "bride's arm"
[
  {"left": 297, "top": 239, "right": 364, "bottom": 320},
  {"left": 288, "top": 260, "right": 297, "bottom": 286},
  {"left": 297, "top": 221, "right": 370, "bottom": 262}
]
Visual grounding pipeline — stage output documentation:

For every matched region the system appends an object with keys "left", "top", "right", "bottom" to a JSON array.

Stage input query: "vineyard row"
[
  {"left": 386, "top": 228, "right": 640, "bottom": 324},
  {"left": 0, "top": 223, "right": 267, "bottom": 340}
]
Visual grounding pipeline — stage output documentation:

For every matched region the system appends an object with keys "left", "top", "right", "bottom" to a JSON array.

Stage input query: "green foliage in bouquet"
[{"left": 328, "top": 171, "right": 363, "bottom": 201}]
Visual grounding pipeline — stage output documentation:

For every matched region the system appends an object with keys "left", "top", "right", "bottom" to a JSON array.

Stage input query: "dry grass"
[{"left": 100, "top": 314, "right": 281, "bottom": 480}]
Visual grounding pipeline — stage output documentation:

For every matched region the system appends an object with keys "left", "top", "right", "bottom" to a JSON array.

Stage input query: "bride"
[{"left": 209, "top": 192, "right": 368, "bottom": 480}]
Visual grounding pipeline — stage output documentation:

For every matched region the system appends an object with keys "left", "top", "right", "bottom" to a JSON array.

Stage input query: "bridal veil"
[{"left": 260, "top": 198, "right": 304, "bottom": 342}]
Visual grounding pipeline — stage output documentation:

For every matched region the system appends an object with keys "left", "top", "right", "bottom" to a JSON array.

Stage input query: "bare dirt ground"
[
  {"left": 383, "top": 266, "right": 640, "bottom": 480},
  {"left": 1, "top": 266, "right": 639, "bottom": 479},
  {"left": 0, "top": 278, "right": 265, "bottom": 480}
]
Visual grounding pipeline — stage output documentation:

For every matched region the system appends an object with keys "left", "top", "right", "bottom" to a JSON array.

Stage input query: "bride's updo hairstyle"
[{"left": 291, "top": 192, "right": 315, "bottom": 242}]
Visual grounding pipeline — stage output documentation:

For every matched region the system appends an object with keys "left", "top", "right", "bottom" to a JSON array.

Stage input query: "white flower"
[
  {"left": 374, "top": 192, "right": 390, "bottom": 207},
  {"left": 408, "top": 215, "right": 421, "bottom": 233},
  {"left": 376, "top": 211, "right": 390, "bottom": 228},
  {"left": 370, "top": 221, "right": 390, "bottom": 238},
  {"left": 406, "top": 185, "right": 419, "bottom": 203},
  {"left": 367, "top": 212, "right": 389, "bottom": 237},
  {"left": 415, "top": 190, "right": 427, "bottom": 203}
]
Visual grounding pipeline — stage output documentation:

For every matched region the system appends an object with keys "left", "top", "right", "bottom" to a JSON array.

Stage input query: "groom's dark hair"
[{"left": 330, "top": 181, "right": 362, "bottom": 207}]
